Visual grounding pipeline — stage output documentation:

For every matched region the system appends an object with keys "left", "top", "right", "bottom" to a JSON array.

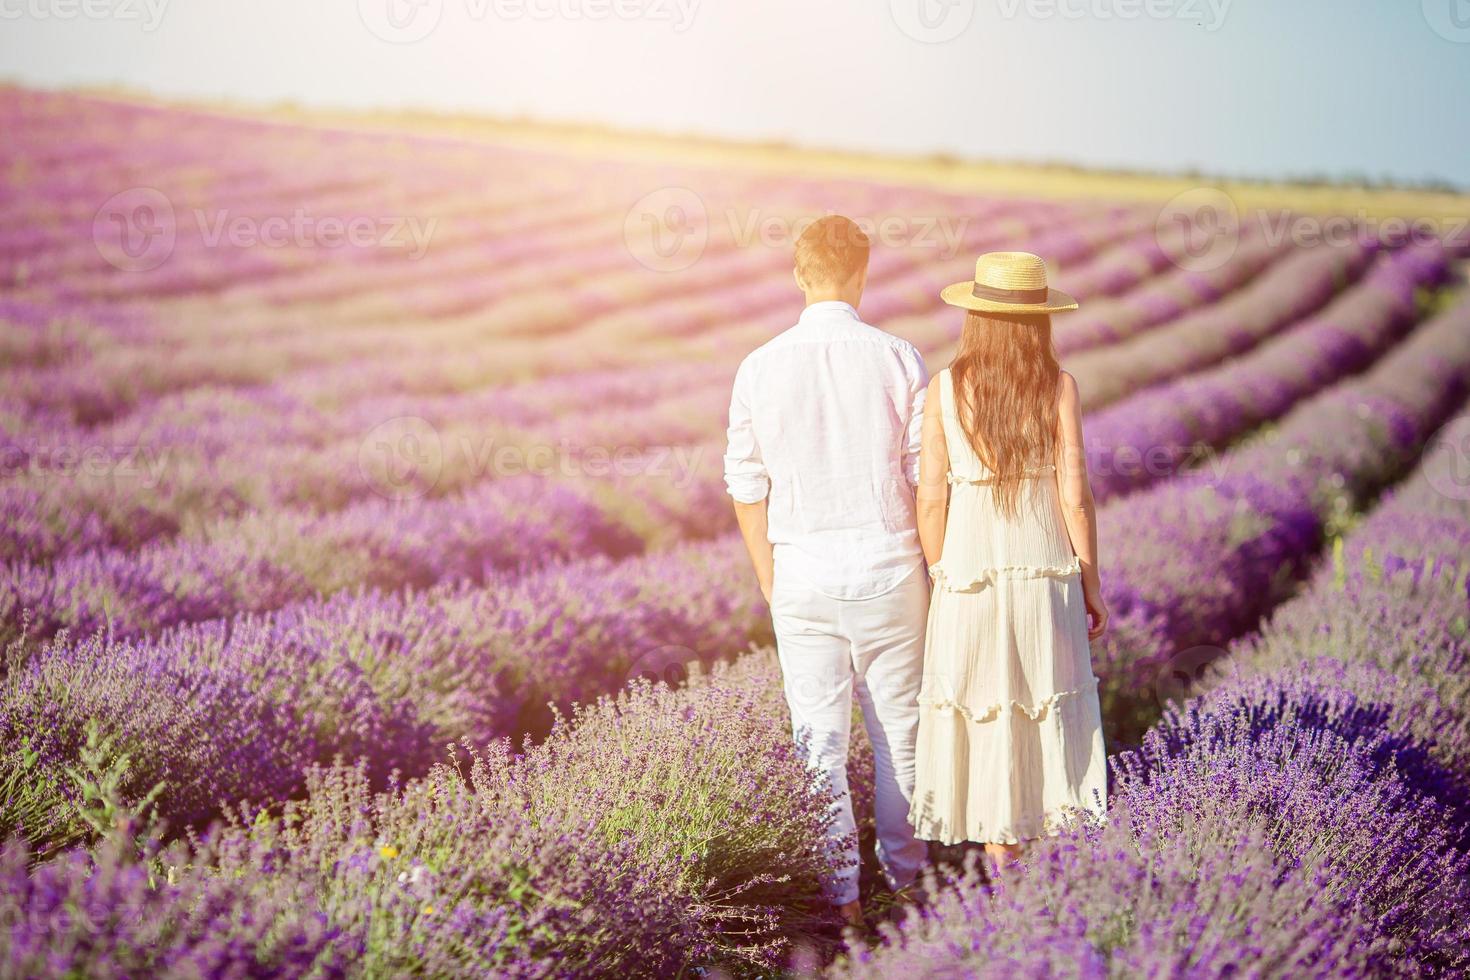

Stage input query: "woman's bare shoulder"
[{"left": 1057, "top": 369, "right": 1080, "bottom": 403}]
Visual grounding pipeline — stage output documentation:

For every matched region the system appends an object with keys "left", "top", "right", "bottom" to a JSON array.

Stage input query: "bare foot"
[
  {"left": 983, "top": 841, "right": 1024, "bottom": 875},
  {"left": 836, "top": 899, "right": 864, "bottom": 929}
]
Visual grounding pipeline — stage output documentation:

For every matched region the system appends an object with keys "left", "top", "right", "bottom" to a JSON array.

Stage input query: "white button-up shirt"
[{"left": 724, "top": 301, "right": 929, "bottom": 600}]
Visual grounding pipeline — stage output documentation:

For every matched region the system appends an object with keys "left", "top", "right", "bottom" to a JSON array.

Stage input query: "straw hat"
[{"left": 940, "top": 251, "right": 1079, "bottom": 314}]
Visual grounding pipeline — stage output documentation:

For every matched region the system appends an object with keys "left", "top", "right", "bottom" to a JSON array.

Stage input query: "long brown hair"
[{"left": 949, "top": 311, "right": 1061, "bottom": 518}]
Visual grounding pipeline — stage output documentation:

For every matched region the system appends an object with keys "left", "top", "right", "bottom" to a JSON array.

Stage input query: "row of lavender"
[{"left": 4, "top": 310, "right": 1467, "bottom": 978}]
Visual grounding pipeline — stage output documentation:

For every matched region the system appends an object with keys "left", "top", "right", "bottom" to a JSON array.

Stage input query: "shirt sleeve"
[
  {"left": 723, "top": 358, "right": 770, "bottom": 503},
  {"left": 902, "top": 345, "right": 930, "bottom": 487}
]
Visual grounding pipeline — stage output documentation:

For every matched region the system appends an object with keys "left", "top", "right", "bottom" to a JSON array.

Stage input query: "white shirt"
[{"left": 724, "top": 301, "right": 929, "bottom": 600}]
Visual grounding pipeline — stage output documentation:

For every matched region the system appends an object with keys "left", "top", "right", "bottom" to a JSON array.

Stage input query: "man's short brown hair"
[{"left": 794, "top": 215, "right": 870, "bottom": 288}]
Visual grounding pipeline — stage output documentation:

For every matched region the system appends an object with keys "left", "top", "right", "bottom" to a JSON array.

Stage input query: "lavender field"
[{"left": 2, "top": 86, "right": 1470, "bottom": 977}]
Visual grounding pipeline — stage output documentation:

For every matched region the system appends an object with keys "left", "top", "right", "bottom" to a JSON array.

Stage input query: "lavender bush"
[
  {"left": 208, "top": 657, "right": 840, "bottom": 977},
  {"left": 0, "top": 828, "right": 350, "bottom": 975},
  {"left": 836, "top": 820, "right": 1383, "bottom": 978}
]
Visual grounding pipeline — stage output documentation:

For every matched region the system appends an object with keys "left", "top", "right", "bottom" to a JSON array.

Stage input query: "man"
[{"left": 723, "top": 214, "right": 930, "bottom": 927}]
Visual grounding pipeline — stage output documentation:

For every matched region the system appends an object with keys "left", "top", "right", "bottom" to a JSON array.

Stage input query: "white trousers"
[{"left": 770, "top": 561, "right": 929, "bottom": 906}]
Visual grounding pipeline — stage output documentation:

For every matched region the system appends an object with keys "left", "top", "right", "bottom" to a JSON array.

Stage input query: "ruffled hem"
[
  {"left": 929, "top": 556, "right": 1081, "bottom": 593},
  {"left": 909, "top": 805, "right": 1101, "bottom": 847},
  {"left": 917, "top": 676, "right": 1100, "bottom": 724},
  {"left": 909, "top": 817, "right": 1049, "bottom": 847}
]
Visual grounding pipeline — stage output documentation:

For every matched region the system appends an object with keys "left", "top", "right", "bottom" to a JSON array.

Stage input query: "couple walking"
[{"left": 724, "top": 215, "right": 1109, "bottom": 926}]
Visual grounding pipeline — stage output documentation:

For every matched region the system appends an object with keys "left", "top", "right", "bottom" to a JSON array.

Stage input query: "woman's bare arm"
[
  {"left": 1055, "top": 371, "right": 1109, "bottom": 638},
  {"left": 917, "top": 374, "right": 949, "bottom": 569}
]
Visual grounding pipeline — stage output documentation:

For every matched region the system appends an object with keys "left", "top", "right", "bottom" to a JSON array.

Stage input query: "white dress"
[{"left": 909, "top": 369, "right": 1108, "bottom": 845}]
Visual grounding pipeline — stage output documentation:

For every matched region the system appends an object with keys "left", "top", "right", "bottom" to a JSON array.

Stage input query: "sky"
[{"left": 1, "top": 0, "right": 1467, "bottom": 186}]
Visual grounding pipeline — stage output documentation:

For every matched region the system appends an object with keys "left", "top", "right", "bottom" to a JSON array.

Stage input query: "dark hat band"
[{"left": 971, "top": 282, "right": 1050, "bottom": 303}]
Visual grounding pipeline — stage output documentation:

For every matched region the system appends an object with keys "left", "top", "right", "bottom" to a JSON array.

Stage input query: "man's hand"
[{"left": 733, "top": 499, "right": 776, "bottom": 607}]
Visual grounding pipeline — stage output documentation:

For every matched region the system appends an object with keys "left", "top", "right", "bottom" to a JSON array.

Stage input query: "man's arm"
[
  {"left": 901, "top": 344, "right": 930, "bottom": 491},
  {"left": 723, "top": 360, "right": 774, "bottom": 602},
  {"left": 733, "top": 500, "right": 774, "bottom": 603}
]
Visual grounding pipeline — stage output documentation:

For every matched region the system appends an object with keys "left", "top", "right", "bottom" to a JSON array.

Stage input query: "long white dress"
[{"left": 909, "top": 369, "right": 1108, "bottom": 845}]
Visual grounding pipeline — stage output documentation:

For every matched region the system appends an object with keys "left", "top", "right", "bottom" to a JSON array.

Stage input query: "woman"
[{"left": 909, "top": 251, "right": 1109, "bottom": 870}]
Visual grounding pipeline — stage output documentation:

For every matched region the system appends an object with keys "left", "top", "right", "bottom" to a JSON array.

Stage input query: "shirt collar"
[{"left": 798, "top": 300, "right": 861, "bottom": 324}]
